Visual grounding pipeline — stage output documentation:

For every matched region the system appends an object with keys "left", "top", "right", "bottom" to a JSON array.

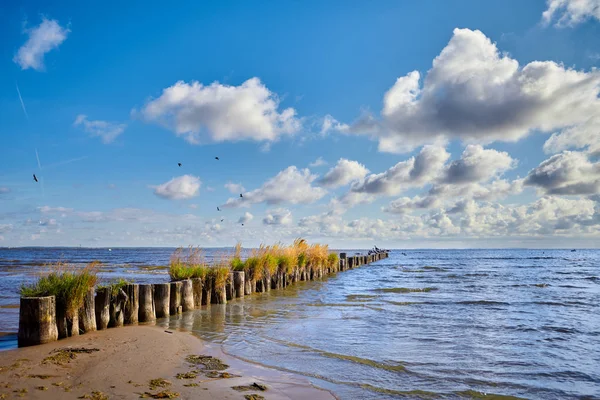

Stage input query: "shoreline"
[{"left": 0, "top": 324, "right": 336, "bottom": 400}]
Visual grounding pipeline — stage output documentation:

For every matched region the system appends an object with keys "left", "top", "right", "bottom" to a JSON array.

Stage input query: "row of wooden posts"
[{"left": 18, "top": 252, "right": 388, "bottom": 347}]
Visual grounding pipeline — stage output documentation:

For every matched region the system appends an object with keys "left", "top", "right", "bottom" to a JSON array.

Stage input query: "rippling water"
[{"left": 1, "top": 248, "right": 599, "bottom": 399}]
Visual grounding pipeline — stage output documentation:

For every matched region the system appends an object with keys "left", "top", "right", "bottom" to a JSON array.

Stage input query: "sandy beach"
[{"left": 0, "top": 325, "right": 335, "bottom": 400}]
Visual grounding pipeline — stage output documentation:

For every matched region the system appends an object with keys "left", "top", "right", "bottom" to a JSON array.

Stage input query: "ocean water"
[{"left": 1, "top": 248, "right": 599, "bottom": 399}]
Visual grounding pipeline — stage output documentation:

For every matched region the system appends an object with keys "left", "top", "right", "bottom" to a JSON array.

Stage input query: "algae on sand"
[
  {"left": 148, "top": 378, "right": 171, "bottom": 391},
  {"left": 185, "top": 355, "right": 228, "bottom": 371},
  {"left": 140, "top": 391, "right": 179, "bottom": 399},
  {"left": 232, "top": 382, "right": 268, "bottom": 392}
]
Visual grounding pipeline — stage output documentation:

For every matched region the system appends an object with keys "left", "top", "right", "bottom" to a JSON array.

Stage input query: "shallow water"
[{"left": 1, "top": 248, "right": 599, "bottom": 399}]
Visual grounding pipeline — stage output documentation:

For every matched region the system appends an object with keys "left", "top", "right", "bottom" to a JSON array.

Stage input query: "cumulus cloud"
[
  {"left": 238, "top": 212, "right": 254, "bottom": 224},
  {"left": 309, "top": 157, "right": 328, "bottom": 168},
  {"left": 74, "top": 115, "right": 126, "bottom": 144},
  {"left": 443, "top": 145, "right": 516, "bottom": 184},
  {"left": 224, "top": 182, "right": 245, "bottom": 194},
  {"left": 542, "top": 0, "right": 600, "bottom": 27},
  {"left": 350, "top": 145, "right": 450, "bottom": 195},
  {"left": 153, "top": 175, "right": 201, "bottom": 200},
  {"left": 0, "top": 187, "right": 10, "bottom": 194},
  {"left": 321, "top": 115, "right": 349, "bottom": 135},
  {"left": 137, "top": 78, "right": 300, "bottom": 144},
  {"left": 524, "top": 151, "right": 600, "bottom": 195},
  {"left": 13, "top": 18, "right": 69, "bottom": 71},
  {"left": 318, "top": 159, "right": 369, "bottom": 188},
  {"left": 335, "top": 28, "right": 600, "bottom": 153},
  {"left": 543, "top": 115, "right": 600, "bottom": 156},
  {"left": 222, "top": 166, "right": 327, "bottom": 208},
  {"left": 38, "top": 206, "right": 73, "bottom": 214},
  {"left": 263, "top": 208, "right": 293, "bottom": 225}
]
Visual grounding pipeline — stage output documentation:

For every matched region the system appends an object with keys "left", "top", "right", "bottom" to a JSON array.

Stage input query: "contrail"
[
  {"left": 44, "top": 155, "right": 89, "bottom": 169},
  {"left": 15, "top": 82, "right": 29, "bottom": 120}
]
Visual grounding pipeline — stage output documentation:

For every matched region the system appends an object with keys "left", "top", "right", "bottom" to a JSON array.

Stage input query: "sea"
[{"left": 0, "top": 247, "right": 599, "bottom": 399}]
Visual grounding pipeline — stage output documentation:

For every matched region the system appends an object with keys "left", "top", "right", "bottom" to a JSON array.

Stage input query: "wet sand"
[{"left": 0, "top": 325, "right": 336, "bottom": 400}]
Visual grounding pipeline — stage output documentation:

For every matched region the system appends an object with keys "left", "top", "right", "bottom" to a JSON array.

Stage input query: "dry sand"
[{"left": 0, "top": 325, "right": 336, "bottom": 400}]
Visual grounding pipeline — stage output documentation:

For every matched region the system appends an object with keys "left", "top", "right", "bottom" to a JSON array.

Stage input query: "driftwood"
[
  {"left": 153, "top": 283, "right": 170, "bottom": 318},
  {"left": 18, "top": 296, "right": 59, "bottom": 347}
]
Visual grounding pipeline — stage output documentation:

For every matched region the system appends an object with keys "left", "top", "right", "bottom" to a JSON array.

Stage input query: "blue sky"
[{"left": 1, "top": 0, "right": 599, "bottom": 248}]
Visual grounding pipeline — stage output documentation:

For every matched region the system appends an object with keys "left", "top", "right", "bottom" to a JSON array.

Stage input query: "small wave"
[
  {"left": 532, "top": 301, "right": 567, "bottom": 306},
  {"left": 540, "top": 325, "right": 579, "bottom": 334},
  {"left": 455, "top": 390, "right": 527, "bottom": 399},
  {"left": 346, "top": 294, "right": 378, "bottom": 302},
  {"left": 457, "top": 300, "right": 510, "bottom": 306},
  {"left": 384, "top": 301, "right": 423, "bottom": 306},
  {"left": 373, "top": 287, "right": 438, "bottom": 293},
  {"left": 583, "top": 276, "right": 599, "bottom": 281}
]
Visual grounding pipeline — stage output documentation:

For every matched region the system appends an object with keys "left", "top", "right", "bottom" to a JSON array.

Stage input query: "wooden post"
[
  {"left": 233, "top": 271, "right": 245, "bottom": 298},
  {"left": 191, "top": 278, "right": 203, "bottom": 308},
  {"left": 202, "top": 277, "right": 212, "bottom": 305},
  {"left": 154, "top": 283, "right": 170, "bottom": 318},
  {"left": 244, "top": 274, "right": 253, "bottom": 295},
  {"left": 170, "top": 281, "right": 183, "bottom": 315},
  {"left": 95, "top": 288, "right": 110, "bottom": 330},
  {"left": 226, "top": 272, "right": 234, "bottom": 301},
  {"left": 138, "top": 284, "right": 155, "bottom": 323},
  {"left": 211, "top": 276, "right": 227, "bottom": 304},
  {"left": 18, "top": 296, "right": 58, "bottom": 347},
  {"left": 78, "top": 287, "right": 96, "bottom": 334},
  {"left": 109, "top": 288, "right": 127, "bottom": 328},
  {"left": 56, "top": 303, "right": 79, "bottom": 339},
  {"left": 124, "top": 284, "right": 139, "bottom": 325},
  {"left": 181, "top": 279, "right": 194, "bottom": 312},
  {"left": 262, "top": 272, "right": 271, "bottom": 292}
]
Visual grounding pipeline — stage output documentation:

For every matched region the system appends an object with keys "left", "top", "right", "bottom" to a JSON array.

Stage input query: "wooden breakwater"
[{"left": 17, "top": 251, "right": 388, "bottom": 347}]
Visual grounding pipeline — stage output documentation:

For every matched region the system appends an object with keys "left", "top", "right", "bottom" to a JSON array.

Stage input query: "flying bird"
[
  {"left": 178, "top": 163, "right": 182, "bottom": 167},
  {"left": 241, "top": 223, "right": 244, "bottom": 226},
  {"left": 215, "top": 157, "right": 219, "bottom": 160},
  {"left": 240, "top": 193, "right": 243, "bottom": 198},
  {"left": 33, "top": 174, "right": 38, "bottom": 182},
  {"left": 221, "top": 219, "right": 224, "bottom": 222},
  {"left": 217, "top": 207, "right": 220, "bottom": 211}
]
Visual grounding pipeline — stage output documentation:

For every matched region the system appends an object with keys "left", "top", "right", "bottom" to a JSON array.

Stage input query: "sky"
[{"left": 0, "top": 0, "right": 599, "bottom": 249}]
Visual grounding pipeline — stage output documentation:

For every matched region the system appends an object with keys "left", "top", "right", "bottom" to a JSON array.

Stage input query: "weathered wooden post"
[
  {"left": 109, "top": 288, "right": 127, "bottom": 328},
  {"left": 233, "top": 271, "right": 245, "bottom": 298},
  {"left": 192, "top": 278, "right": 203, "bottom": 308},
  {"left": 18, "top": 296, "right": 58, "bottom": 347},
  {"left": 56, "top": 303, "right": 78, "bottom": 339},
  {"left": 244, "top": 274, "right": 253, "bottom": 295},
  {"left": 138, "top": 284, "right": 155, "bottom": 323},
  {"left": 202, "top": 277, "right": 212, "bottom": 305},
  {"left": 226, "top": 272, "right": 234, "bottom": 301},
  {"left": 78, "top": 287, "right": 97, "bottom": 333},
  {"left": 124, "top": 284, "right": 139, "bottom": 325},
  {"left": 154, "top": 283, "right": 170, "bottom": 318},
  {"left": 211, "top": 275, "right": 227, "bottom": 304},
  {"left": 262, "top": 271, "right": 271, "bottom": 292},
  {"left": 170, "top": 281, "right": 183, "bottom": 315},
  {"left": 181, "top": 279, "right": 194, "bottom": 312},
  {"left": 95, "top": 288, "right": 110, "bottom": 330}
]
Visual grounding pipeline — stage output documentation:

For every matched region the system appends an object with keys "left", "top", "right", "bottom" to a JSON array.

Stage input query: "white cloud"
[
  {"left": 543, "top": 115, "right": 600, "bottom": 156},
  {"left": 223, "top": 166, "right": 327, "bottom": 208},
  {"left": 318, "top": 159, "right": 369, "bottom": 188},
  {"left": 350, "top": 145, "right": 450, "bottom": 195},
  {"left": 0, "top": 224, "right": 13, "bottom": 233},
  {"left": 224, "top": 182, "right": 246, "bottom": 194},
  {"left": 321, "top": 115, "right": 349, "bottom": 135},
  {"left": 337, "top": 28, "right": 600, "bottom": 154},
  {"left": 38, "top": 206, "right": 73, "bottom": 214},
  {"left": 74, "top": 115, "right": 126, "bottom": 144},
  {"left": 442, "top": 145, "right": 516, "bottom": 184},
  {"left": 153, "top": 175, "right": 201, "bottom": 200},
  {"left": 542, "top": 0, "right": 600, "bottom": 27},
  {"left": 524, "top": 151, "right": 600, "bottom": 195},
  {"left": 0, "top": 187, "right": 10, "bottom": 194},
  {"left": 137, "top": 78, "right": 301, "bottom": 144},
  {"left": 238, "top": 212, "right": 254, "bottom": 224},
  {"left": 13, "top": 18, "right": 69, "bottom": 71},
  {"left": 263, "top": 208, "right": 293, "bottom": 225},
  {"left": 309, "top": 157, "right": 328, "bottom": 168}
]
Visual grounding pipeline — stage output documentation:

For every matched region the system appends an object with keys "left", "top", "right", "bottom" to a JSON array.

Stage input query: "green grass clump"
[
  {"left": 97, "top": 278, "right": 130, "bottom": 298},
  {"left": 297, "top": 253, "right": 307, "bottom": 268},
  {"left": 244, "top": 257, "right": 261, "bottom": 281},
  {"left": 169, "top": 246, "right": 209, "bottom": 281},
  {"left": 230, "top": 258, "right": 245, "bottom": 271},
  {"left": 327, "top": 253, "right": 339, "bottom": 269},
  {"left": 277, "top": 253, "right": 295, "bottom": 275},
  {"left": 210, "top": 265, "right": 231, "bottom": 292},
  {"left": 261, "top": 253, "right": 278, "bottom": 276},
  {"left": 20, "top": 262, "right": 98, "bottom": 317}
]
